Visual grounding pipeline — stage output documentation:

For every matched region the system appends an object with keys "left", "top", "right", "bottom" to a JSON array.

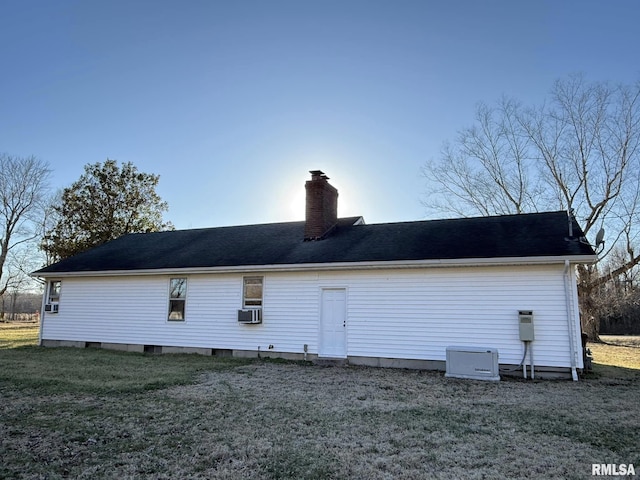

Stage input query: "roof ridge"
[
  {"left": 140, "top": 216, "right": 366, "bottom": 235},
  {"left": 362, "top": 210, "right": 567, "bottom": 227}
]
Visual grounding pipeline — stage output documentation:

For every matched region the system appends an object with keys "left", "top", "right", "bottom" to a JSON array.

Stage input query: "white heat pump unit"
[
  {"left": 238, "top": 309, "right": 262, "bottom": 324},
  {"left": 445, "top": 346, "right": 500, "bottom": 381},
  {"left": 44, "top": 303, "right": 59, "bottom": 314}
]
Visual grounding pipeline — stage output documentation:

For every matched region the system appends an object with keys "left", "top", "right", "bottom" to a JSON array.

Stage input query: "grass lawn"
[{"left": 1, "top": 324, "right": 639, "bottom": 479}]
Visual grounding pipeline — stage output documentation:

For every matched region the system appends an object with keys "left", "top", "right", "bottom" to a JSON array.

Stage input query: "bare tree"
[
  {"left": 0, "top": 154, "right": 51, "bottom": 299},
  {"left": 592, "top": 246, "right": 640, "bottom": 334},
  {"left": 424, "top": 98, "right": 544, "bottom": 217},
  {"left": 422, "top": 74, "right": 640, "bottom": 340}
]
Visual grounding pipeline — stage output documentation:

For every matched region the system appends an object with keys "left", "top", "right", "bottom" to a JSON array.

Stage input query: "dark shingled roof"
[{"left": 34, "top": 211, "right": 596, "bottom": 275}]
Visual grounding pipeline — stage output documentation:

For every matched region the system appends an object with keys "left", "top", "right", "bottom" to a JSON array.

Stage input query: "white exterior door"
[{"left": 319, "top": 288, "right": 347, "bottom": 358}]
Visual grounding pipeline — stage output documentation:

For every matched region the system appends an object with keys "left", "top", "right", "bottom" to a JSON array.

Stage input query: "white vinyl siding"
[
  {"left": 40, "top": 264, "right": 581, "bottom": 368},
  {"left": 340, "top": 267, "right": 573, "bottom": 367}
]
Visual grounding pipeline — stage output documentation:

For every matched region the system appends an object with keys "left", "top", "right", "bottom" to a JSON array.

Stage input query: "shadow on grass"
[
  {"left": 0, "top": 345, "right": 253, "bottom": 395},
  {"left": 600, "top": 341, "right": 640, "bottom": 350},
  {"left": 583, "top": 362, "right": 640, "bottom": 383}
]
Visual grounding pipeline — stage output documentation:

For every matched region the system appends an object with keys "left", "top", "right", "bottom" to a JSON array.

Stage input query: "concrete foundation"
[
  {"left": 499, "top": 364, "right": 573, "bottom": 380},
  {"left": 102, "top": 342, "right": 145, "bottom": 353},
  {"left": 41, "top": 339, "right": 86, "bottom": 348},
  {"left": 161, "top": 346, "right": 213, "bottom": 355},
  {"left": 38, "top": 339, "right": 575, "bottom": 378},
  {"left": 233, "top": 349, "right": 317, "bottom": 362},
  {"left": 348, "top": 356, "right": 446, "bottom": 371}
]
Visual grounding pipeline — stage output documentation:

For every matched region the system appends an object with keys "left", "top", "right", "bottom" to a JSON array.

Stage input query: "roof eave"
[{"left": 32, "top": 254, "right": 598, "bottom": 278}]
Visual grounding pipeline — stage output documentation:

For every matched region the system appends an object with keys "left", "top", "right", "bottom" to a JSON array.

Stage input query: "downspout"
[
  {"left": 38, "top": 280, "right": 46, "bottom": 346},
  {"left": 563, "top": 260, "right": 579, "bottom": 381}
]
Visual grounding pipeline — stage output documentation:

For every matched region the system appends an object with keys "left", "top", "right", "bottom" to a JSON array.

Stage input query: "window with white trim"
[
  {"left": 47, "top": 280, "right": 61, "bottom": 304},
  {"left": 168, "top": 278, "right": 187, "bottom": 321},
  {"left": 44, "top": 280, "right": 62, "bottom": 313},
  {"left": 243, "top": 276, "right": 263, "bottom": 308}
]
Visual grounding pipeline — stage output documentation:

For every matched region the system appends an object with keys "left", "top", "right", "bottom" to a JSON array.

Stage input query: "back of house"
[{"left": 33, "top": 171, "right": 596, "bottom": 380}]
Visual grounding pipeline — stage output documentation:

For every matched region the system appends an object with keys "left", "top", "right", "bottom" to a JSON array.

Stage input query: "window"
[
  {"left": 168, "top": 278, "right": 187, "bottom": 321},
  {"left": 243, "top": 276, "right": 263, "bottom": 308},
  {"left": 45, "top": 280, "right": 62, "bottom": 313},
  {"left": 48, "top": 280, "right": 61, "bottom": 303}
]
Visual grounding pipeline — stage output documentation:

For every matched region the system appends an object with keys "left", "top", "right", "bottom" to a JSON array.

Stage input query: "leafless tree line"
[
  {"left": 0, "top": 154, "right": 51, "bottom": 299},
  {"left": 423, "top": 74, "right": 640, "bottom": 339},
  {"left": 0, "top": 291, "right": 41, "bottom": 322}
]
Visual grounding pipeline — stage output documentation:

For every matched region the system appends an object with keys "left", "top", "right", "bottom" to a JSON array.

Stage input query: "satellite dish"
[{"left": 595, "top": 227, "right": 605, "bottom": 249}]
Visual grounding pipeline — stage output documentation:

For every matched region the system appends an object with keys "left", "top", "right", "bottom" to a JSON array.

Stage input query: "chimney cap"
[{"left": 309, "top": 170, "right": 329, "bottom": 180}]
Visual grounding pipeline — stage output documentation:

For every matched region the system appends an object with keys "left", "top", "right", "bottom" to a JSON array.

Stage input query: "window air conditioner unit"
[
  {"left": 44, "top": 303, "right": 59, "bottom": 314},
  {"left": 238, "top": 309, "right": 262, "bottom": 324},
  {"left": 445, "top": 346, "right": 500, "bottom": 381}
]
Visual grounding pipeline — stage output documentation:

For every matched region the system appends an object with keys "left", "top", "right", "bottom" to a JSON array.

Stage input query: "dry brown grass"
[
  {"left": 1, "top": 325, "right": 639, "bottom": 479},
  {"left": 0, "top": 321, "right": 40, "bottom": 348},
  {"left": 591, "top": 335, "right": 640, "bottom": 367},
  {"left": 599, "top": 335, "right": 640, "bottom": 348}
]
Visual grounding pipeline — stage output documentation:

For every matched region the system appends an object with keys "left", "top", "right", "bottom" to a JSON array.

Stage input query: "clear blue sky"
[{"left": 2, "top": 0, "right": 639, "bottom": 229}]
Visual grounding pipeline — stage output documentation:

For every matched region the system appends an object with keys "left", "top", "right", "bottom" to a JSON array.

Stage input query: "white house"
[{"left": 33, "top": 171, "right": 596, "bottom": 380}]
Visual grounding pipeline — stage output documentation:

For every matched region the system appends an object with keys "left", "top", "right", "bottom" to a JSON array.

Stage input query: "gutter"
[{"left": 32, "top": 254, "right": 598, "bottom": 279}]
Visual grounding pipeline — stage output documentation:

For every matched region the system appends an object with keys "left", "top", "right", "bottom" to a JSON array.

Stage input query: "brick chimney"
[{"left": 304, "top": 170, "right": 338, "bottom": 240}]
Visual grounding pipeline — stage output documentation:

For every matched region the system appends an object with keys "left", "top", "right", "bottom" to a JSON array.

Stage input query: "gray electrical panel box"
[{"left": 518, "top": 310, "right": 534, "bottom": 341}]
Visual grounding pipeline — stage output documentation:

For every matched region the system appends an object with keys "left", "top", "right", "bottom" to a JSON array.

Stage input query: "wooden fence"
[{"left": 0, "top": 312, "right": 40, "bottom": 323}]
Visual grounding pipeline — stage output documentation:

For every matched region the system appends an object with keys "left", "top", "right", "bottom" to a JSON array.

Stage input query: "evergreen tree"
[{"left": 42, "top": 160, "right": 173, "bottom": 261}]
